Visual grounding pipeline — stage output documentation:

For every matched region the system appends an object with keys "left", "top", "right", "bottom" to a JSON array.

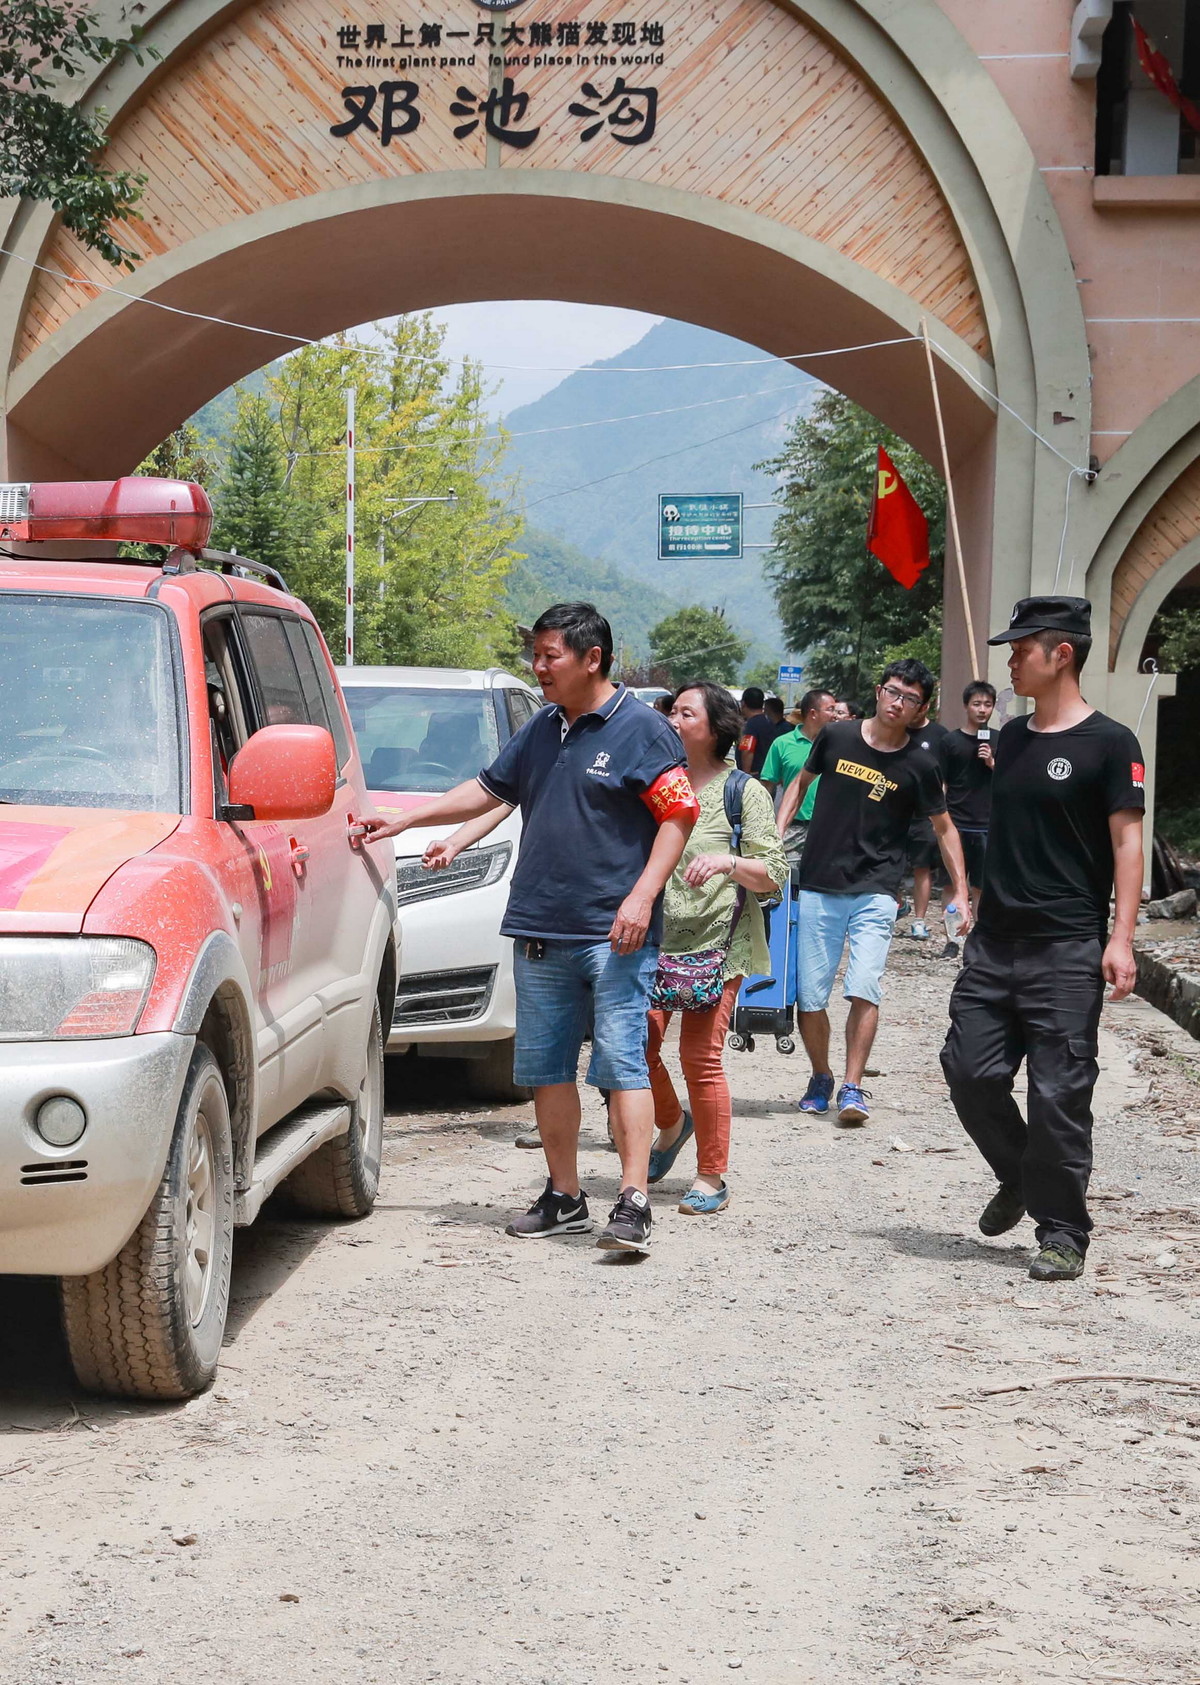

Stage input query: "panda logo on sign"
[
  {"left": 662, "top": 504, "right": 681, "bottom": 523},
  {"left": 1047, "top": 757, "right": 1073, "bottom": 782}
]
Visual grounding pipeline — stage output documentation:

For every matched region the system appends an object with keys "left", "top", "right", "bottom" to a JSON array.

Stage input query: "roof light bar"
[{"left": 0, "top": 476, "right": 213, "bottom": 552}]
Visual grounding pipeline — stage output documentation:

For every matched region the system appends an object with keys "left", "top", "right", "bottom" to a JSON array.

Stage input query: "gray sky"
[{"left": 425, "top": 301, "right": 662, "bottom": 416}]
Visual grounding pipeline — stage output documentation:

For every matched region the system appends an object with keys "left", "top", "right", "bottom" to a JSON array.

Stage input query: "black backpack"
[{"left": 723, "top": 768, "right": 752, "bottom": 855}]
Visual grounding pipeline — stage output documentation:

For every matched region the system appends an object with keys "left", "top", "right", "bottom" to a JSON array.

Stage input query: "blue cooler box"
[{"left": 729, "top": 870, "right": 798, "bottom": 1054}]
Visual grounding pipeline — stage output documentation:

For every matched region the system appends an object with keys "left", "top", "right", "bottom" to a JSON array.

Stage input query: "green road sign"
[{"left": 659, "top": 494, "right": 743, "bottom": 560}]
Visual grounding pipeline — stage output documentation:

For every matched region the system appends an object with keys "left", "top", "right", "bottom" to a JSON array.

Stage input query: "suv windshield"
[
  {"left": 0, "top": 596, "right": 182, "bottom": 813},
  {"left": 344, "top": 687, "right": 501, "bottom": 793}
]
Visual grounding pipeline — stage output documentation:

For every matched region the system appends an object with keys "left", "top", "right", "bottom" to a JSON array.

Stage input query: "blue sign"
[
  {"left": 659, "top": 493, "right": 742, "bottom": 560},
  {"left": 778, "top": 664, "right": 804, "bottom": 684}
]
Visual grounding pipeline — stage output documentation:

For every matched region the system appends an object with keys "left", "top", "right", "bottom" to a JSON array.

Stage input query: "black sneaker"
[
  {"left": 505, "top": 1178, "right": 591, "bottom": 1238},
  {"left": 979, "top": 1183, "right": 1026, "bottom": 1237},
  {"left": 1029, "top": 1242, "right": 1085, "bottom": 1282},
  {"left": 596, "top": 1186, "right": 653, "bottom": 1253}
]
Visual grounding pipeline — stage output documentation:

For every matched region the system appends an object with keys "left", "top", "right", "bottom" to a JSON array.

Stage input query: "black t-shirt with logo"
[
  {"left": 798, "top": 719, "right": 947, "bottom": 896},
  {"left": 906, "top": 719, "right": 949, "bottom": 839},
  {"left": 977, "top": 711, "right": 1145, "bottom": 942},
  {"left": 938, "top": 728, "right": 994, "bottom": 830},
  {"left": 739, "top": 712, "right": 784, "bottom": 775}
]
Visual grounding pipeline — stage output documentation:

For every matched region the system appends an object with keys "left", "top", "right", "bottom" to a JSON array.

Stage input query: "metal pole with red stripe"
[{"left": 344, "top": 386, "right": 356, "bottom": 666}]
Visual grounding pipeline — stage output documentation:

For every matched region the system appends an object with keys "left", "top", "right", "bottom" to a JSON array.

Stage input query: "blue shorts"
[
  {"left": 794, "top": 890, "right": 897, "bottom": 1011},
  {"left": 512, "top": 938, "right": 659, "bottom": 1091}
]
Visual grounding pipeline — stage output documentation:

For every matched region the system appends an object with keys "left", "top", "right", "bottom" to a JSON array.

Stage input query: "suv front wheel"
[{"left": 61, "top": 1044, "right": 234, "bottom": 1400}]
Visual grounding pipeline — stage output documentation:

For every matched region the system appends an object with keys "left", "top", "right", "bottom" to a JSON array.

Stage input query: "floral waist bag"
[{"left": 649, "top": 769, "right": 752, "bottom": 1013}]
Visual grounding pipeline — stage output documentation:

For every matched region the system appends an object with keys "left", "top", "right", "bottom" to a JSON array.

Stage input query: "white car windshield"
[
  {"left": 0, "top": 596, "right": 183, "bottom": 813},
  {"left": 344, "top": 687, "right": 501, "bottom": 793}
]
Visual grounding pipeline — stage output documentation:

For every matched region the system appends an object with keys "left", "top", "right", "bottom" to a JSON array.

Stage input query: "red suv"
[{"left": 0, "top": 478, "right": 397, "bottom": 1399}]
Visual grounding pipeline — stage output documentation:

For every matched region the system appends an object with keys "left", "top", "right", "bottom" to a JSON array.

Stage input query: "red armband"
[{"left": 640, "top": 768, "right": 701, "bottom": 824}]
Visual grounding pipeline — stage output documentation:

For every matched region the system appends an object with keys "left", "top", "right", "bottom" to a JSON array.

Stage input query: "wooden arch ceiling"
[{"left": 19, "top": 0, "right": 989, "bottom": 363}]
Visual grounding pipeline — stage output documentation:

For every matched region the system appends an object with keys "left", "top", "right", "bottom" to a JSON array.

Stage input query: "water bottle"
[{"left": 943, "top": 902, "right": 962, "bottom": 953}]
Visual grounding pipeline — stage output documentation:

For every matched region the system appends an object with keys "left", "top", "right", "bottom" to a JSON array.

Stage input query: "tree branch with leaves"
[{"left": 2, "top": 0, "right": 155, "bottom": 267}]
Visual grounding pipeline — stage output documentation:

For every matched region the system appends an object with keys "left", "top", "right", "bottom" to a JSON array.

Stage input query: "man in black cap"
[{"left": 940, "top": 596, "right": 1145, "bottom": 1281}]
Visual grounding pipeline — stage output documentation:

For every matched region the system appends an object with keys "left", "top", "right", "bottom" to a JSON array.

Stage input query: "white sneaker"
[{"left": 909, "top": 920, "right": 929, "bottom": 941}]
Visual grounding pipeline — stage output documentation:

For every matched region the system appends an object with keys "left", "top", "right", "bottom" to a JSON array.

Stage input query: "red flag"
[
  {"left": 1133, "top": 18, "right": 1200, "bottom": 137},
  {"left": 866, "top": 447, "right": 930, "bottom": 590}
]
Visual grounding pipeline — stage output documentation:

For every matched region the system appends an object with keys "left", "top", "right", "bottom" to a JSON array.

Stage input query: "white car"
[{"left": 336, "top": 665, "right": 543, "bottom": 1100}]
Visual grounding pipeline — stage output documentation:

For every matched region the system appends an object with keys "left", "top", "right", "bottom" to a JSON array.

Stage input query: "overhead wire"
[{"left": 1, "top": 245, "right": 1098, "bottom": 571}]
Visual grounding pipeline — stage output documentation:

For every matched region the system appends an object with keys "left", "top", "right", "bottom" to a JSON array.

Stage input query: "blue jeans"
[
  {"left": 512, "top": 938, "right": 659, "bottom": 1090},
  {"left": 794, "top": 890, "right": 897, "bottom": 1010}
]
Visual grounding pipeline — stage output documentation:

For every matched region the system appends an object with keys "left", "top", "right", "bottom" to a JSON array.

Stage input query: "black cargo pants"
[{"left": 940, "top": 931, "right": 1105, "bottom": 1255}]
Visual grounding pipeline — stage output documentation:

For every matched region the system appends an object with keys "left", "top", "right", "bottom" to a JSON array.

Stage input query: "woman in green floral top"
[{"left": 646, "top": 682, "right": 788, "bottom": 1213}]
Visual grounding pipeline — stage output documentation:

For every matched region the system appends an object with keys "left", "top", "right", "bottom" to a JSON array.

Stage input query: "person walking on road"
[
  {"left": 360, "top": 602, "right": 699, "bottom": 1254},
  {"left": 737, "top": 687, "right": 775, "bottom": 775},
  {"left": 937, "top": 681, "right": 996, "bottom": 914},
  {"left": 645, "top": 683, "right": 787, "bottom": 1214},
  {"left": 904, "top": 700, "right": 950, "bottom": 941},
  {"left": 761, "top": 688, "right": 837, "bottom": 868},
  {"left": 939, "top": 597, "right": 1145, "bottom": 1282},
  {"left": 775, "top": 659, "right": 971, "bottom": 1126}
]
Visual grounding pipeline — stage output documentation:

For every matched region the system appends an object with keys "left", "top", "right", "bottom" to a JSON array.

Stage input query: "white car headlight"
[
  {"left": 395, "top": 842, "right": 512, "bottom": 908},
  {"left": 0, "top": 937, "right": 157, "bottom": 1040}
]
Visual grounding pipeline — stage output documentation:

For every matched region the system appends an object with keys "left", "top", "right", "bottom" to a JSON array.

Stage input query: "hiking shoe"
[
  {"left": 835, "top": 1083, "right": 871, "bottom": 1125},
  {"left": 909, "top": 920, "right": 929, "bottom": 941},
  {"left": 596, "top": 1187, "right": 653, "bottom": 1253},
  {"left": 798, "top": 1072, "right": 835, "bottom": 1113},
  {"left": 979, "top": 1183, "right": 1025, "bottom": 1237},
  {"left": 505, "top": 1178, "right": 591, "bottom": 1238},
  {"left": 1029, "top": 1243, "right": 1085, "bottom": 1281},
  {"left": 514, "top": 1128, "right": 542, "bottom": 1150}
]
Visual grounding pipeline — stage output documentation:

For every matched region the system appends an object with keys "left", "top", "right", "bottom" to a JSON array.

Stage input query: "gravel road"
[{"left": 2, "top": 939, "right": 1199, "bottom": 1684}]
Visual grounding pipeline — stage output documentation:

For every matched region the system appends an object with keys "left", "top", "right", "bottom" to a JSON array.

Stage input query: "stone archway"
[{"left": 0, "top": 0, "right": 1094, "bottom": 704}]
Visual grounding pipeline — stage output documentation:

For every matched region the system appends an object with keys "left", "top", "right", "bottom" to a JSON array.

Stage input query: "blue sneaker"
[
  {"left": 798, "top": 1072, "right": 835, "bottom": 1113},
  {"left": 836, "top": 1083, "right": 871, "bottom": 1126}
]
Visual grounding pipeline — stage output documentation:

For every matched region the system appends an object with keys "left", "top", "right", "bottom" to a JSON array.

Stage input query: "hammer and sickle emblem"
[
  {"left": 877, "top": 468, "right": 897, "bottom": 499},
  {"left": 257, "top": 845, "right": 273, "bottom": 893}
]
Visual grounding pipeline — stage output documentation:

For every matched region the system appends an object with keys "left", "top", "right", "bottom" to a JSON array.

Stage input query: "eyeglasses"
[{"left": 878, "top": 684, "right": 923, "bottom": 709}]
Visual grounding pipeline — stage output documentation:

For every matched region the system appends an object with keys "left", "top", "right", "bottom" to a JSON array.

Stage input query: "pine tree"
[{"left": 210, "top": 393, "right": 300, "bottom": 579}]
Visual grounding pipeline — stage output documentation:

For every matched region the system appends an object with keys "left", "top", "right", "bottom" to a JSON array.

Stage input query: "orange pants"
[{"left": 645, "top": 977, "right": 741, "bottom": 1179}]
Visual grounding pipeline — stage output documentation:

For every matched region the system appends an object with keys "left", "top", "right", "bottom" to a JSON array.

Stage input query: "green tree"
[
  {"left": 2, "top": 1, "right": 155, "bottom": 267},
  {"left": 136, "top": 419, "right": 215, "bottom": 486},
  {"left": 741, "top": 657, "right": 782, "bottom": 692},
  {"left": 1153, "top": 605, "right": 1200, "bottom": 674},
  {"left": 649, "top": 605, "right": 748, "bottom": 687},
  {"left": 264, "top": 315, "right": 523, "bottom": 665},
  {"left": 758, "top": 391, "right": 945, "bottom": 699},
  {"left": 210, "top": 393, "right": 300, "bottom": 581}
]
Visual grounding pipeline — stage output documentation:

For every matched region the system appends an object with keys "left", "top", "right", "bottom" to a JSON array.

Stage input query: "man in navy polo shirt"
[{"left": 361, "top": 603, "right": 698, "bottom": 1253}]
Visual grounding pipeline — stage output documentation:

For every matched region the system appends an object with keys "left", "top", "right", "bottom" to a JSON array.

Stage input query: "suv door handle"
[{"left": 347, "top": 813, "right": 367, "bottom": 849}]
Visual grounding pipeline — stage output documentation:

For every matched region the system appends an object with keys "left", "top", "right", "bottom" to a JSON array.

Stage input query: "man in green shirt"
[{"left": 762, "top": 688, "right": 837, "bottom": 866}]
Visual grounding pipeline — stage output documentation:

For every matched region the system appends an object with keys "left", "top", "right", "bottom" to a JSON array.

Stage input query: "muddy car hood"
[{"left": 0, "top": 808, "right": 181, "bottom": 934}]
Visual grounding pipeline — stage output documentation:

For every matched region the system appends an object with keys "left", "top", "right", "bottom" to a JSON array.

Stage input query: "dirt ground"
[{"left": 2, "top": 937, "right": 1200, "bottom": 1685}]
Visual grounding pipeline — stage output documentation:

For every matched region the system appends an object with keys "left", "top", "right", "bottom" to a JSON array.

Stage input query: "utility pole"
[
  {"left": 344, "top": 387, "right": 356, "bottom": 666},
  {"left": 375, "top": 493, "right": 459, "bottom": 603}
]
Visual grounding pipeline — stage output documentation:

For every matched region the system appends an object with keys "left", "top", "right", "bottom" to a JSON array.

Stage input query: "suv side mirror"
[{"left": 225, "top": 725, "right": 336, "bottom": 821}]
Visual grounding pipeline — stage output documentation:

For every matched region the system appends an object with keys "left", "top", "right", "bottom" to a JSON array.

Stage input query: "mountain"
[
  {"left": 506, "top": 527, "right": 681, "bottom": 654},
  {"left": 501, "top": 318, "right": 817, "bottom": 643}
]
